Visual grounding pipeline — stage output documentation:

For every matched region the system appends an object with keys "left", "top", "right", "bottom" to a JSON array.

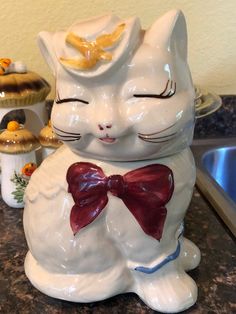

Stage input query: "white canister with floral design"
[{"left": 0, "top": 121, "right": 40, "bottom": 207}]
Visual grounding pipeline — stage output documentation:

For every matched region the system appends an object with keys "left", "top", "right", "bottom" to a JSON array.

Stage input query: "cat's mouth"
[{"left": 99, "top": 136, "right": 117, "bottom": 144}]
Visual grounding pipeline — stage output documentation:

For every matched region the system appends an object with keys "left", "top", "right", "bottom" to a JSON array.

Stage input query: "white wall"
[{"left": 1, "top": 0, "right": 236, "bottom": 96}]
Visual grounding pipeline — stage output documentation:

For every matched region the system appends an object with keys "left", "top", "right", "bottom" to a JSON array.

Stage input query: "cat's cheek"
[
  {"left": 132, "top": 98, "right": 191, "bottom": 136},
  {"left": 138, "top": 138, "right": 168, "bottom": 152},
  {"left": 51, "top": 105, "right": 73, "bottom": 130},
  {"left": 65, "top": 135, "right": 91, "bottom": 153},
  {"left": 124, "top": 100, "right": 175, "bottom": 133},
  {"left": 124, "top": 103, "right": 151, "bottom": 132},
  {"left": 51, "top": 105, "right": 88, "bottom": 134}
]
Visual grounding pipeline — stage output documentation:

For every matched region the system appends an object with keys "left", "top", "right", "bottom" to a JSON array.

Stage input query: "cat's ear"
[
  {"left": 144, "top": 10, "right": 188, "bottom": 60},
  {"left": 37, "top": 31, "right": 58, "bottom": 76}
]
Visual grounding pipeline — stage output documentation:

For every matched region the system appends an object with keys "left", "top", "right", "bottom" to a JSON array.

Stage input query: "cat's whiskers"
[
  {"left": 139, "top": 133, "right": 178, "bottom": 143},
  {"left": 139, "top": 132, "right": 177, "bottom": 140},
  {"left": 54, "top": 132, "right": 81, "bottom": 141},
  {"left": 138, "top": 122, "right": 177, "bottom": 137},
  {"left": 53, "top": 125, "right": 81, "bottom": 136},
  {"left": 138, "top": 123, "right": 179, "bottom": 143},
  {"left": 139, "top": 136, "right": 176, "bottom": 144},
  {"left": 53, "top": 125, "right": 81, "bottom": 142},
  {"left": 59, "top": 137, "right": 81, "bottom": 142}
]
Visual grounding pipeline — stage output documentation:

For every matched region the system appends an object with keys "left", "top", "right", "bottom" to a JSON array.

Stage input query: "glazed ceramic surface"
[
  {"left": 0, "top": 122, "right": 39, "bottom": 208},
  {"left": 41, "top": 147, "right": 55, "bottom": 159},
  {"left": 24, "top": 10, "right": 200, "bottom": 313},
  {"left": 0, "top": 61, "right": 50, "bottom": 134},
  {"left": 1, "top": 152, "right": 37, "bottom": 208}
]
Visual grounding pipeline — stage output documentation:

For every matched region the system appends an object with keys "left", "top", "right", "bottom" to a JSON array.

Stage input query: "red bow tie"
[{"left": 67, "top": 162, "right": 174, "bottom": 241}]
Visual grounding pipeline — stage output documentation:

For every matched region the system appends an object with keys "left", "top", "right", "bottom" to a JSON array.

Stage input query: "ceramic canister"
[
  {"left": 39, "top": 120, "right": 62, "bottom": 159},
  {"left": 0, "top": 59, "right": 51, "bottom": 135},
  {"left": 0, "top": 121, "right": 40, "bottom": 208}
]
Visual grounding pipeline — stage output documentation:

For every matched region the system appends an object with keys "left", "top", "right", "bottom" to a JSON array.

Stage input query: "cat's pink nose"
[{"left": 98, "top": 124, "right": 112, "bottom": 131}]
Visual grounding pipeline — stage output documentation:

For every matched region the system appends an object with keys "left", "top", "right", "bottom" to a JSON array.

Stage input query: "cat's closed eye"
[
  {"left": 55, "top": 95, "right": 89, "bottom": 105},
  {"left": 133, "top": 80, "right": 176, "bottom": 99}
]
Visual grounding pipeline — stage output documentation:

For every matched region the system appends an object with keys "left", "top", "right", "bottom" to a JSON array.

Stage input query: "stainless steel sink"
[{"left": 191, "top": 137, "right": 236, "bottom": 237}]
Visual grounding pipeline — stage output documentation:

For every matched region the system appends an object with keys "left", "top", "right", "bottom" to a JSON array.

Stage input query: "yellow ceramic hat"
[
  {"left": 0, "top": 60, "right": 50, "bottom": 108},
  {"left": 0, "top": 121, "right": 40, "bottom": 154},
  {"left": 39, "top": 120, "right": 62, "bottom": 149}
]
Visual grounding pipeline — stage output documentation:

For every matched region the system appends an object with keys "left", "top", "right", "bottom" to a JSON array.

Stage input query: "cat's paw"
[
  {"left": 180, "top": 237, "right": 201, "bottom": 271},
  {"left": 25, "top": 251, "right": 133, "bottom": 302},
  {"left": 134, "top": 264, "right": 197, "bottom": 313}
]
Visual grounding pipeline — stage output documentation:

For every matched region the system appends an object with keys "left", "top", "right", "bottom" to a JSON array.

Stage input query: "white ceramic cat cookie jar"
[{"left": 23, "top": 10, "right": 201, "bottom": 313}]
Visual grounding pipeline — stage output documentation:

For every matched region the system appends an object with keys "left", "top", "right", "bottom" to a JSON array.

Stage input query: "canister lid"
[
  {"left": 0, "top": 59, "right": 50, "bottom": 108},
  {"left": 39, "top": 120, "right": 62, "bottom": 149},
  {"left": 0, "top": 121, "right": 40, "bottom": 154}
]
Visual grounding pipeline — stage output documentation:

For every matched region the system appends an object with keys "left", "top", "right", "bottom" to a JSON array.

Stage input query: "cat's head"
[{"left": 38, "top": 10, "right": 195, "bottom": 161}]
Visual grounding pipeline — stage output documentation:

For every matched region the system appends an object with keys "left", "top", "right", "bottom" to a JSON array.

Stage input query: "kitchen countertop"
[
  {"left": 0, "top": 187, "right": 235, "bottom": 314},
  {"left": 0, "top": 95, "right": 236, "bottom": 314}
]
